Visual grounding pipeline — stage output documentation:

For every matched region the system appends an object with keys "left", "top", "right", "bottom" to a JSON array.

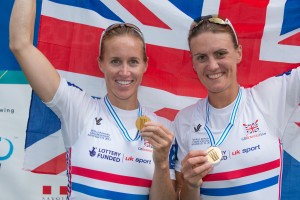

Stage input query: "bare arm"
[
  {"left": 175, "top": 171, "right": 183, "bottom": 198},
  {"left": 9, "top": 0, "right": 60, "bottom": 102},
  {"left": 150, "top": 161, "right": 177, "bottom": 200},
  {"left": 140, "top": 122, "right": 177, "bottom": 200}
]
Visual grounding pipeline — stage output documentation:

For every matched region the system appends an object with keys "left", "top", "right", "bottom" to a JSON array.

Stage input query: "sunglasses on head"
[
  {"left": 189, "top": 15, "right": 238, "bottom": 46},
  {"left": 100, "top": 23, "right": 144, "bottom": 45}
]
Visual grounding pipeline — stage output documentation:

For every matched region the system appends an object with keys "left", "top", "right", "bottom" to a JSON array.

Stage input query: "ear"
[
  {"left": 236, "top": 45, "right": 242, "bottom": 64},
  {"left": 143, "top": 57, "right": 149, "bottom": 73},
  {"left": 189, "top": 53, "right": 196, "bottom": 71},
  {"left": 98, "top": 56, "right": 104, "bottom": 73},
  {"left": 192, "top": 63, "right": 197, "bottom": 72}
]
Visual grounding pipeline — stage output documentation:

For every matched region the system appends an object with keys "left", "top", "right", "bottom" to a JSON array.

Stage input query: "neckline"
[
  {"left": 204, "top": 87, "right": 242, "bottom": 147},
  {"left": 104, "top": 95, "right": 142, "bottom": 142}
]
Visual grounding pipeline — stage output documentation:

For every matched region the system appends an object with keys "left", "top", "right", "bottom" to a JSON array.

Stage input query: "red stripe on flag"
[
  {"left": 72, "top": 166, "right": 152, "bottom": 187},
  {"left": 203, "top": 159, "right": 280, "bottom": 181},
  {"left": 32, "top": 153, "right": 66, "bottom": 175},
  {"left": 296, "top": 122, "right": 300, "bottom": 127},
  {"left": 279, "top": 32, "right": 300, "bottom": 46},
  {"left": 155, "top": 108, "right": 179, "bottom": 121},
  {"left": 38, "top": 16, "right": 103, "bottom": 78},
  {"left": 118, "top": 0, "right": 170, "bottom": 29}
]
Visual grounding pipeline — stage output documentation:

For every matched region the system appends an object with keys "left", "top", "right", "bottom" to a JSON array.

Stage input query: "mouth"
[
  {"left": 116, "top": 80, "right": 133, "bottom": 86},
  {"left": 207, "top": 73, "right": 223, "bottom": 79}
]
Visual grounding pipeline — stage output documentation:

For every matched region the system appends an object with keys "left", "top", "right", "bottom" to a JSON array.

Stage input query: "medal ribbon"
[
  {"left": 104, "top": 95, "right": 142, "bottom": 141},
  {"left": 204, "top": 88, "right": 242, "bottom": 147}
]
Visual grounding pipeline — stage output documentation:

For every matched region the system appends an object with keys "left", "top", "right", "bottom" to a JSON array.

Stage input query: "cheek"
[
  {"left": 137, "top": 71, "right": 145, "bottom": 80},
  {"left": 103, "top": 69, "right": 116, "bottom": 80},
  {"left": 138, "top": 66, "right": 147, "bottom": 76},
  {"left": 193, "top": 63, "right": 203, "bottom": 74}
]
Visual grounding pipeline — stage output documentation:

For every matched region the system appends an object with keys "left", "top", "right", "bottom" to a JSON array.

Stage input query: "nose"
[
  {"left": 119, "top": 64, "right": 130, "bottom": 76},
  {"left": 207, "top": 57, "right": 219, "bottom": 70}
]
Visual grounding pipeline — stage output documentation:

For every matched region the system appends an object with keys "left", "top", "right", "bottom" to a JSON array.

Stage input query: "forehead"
[
  {"left": 190, "top": 32, "right": 234, "bottom": 53},
  {"left": 102, "top": 35, "right": 144, "bottom": 57}
]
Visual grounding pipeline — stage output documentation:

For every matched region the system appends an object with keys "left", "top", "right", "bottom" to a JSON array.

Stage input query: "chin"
[
  {"left": 207, "top": 86, "right": 227, "bottom": 94},
  {"left": 116, "top": 92, "right": 135, "bottom": 100}
]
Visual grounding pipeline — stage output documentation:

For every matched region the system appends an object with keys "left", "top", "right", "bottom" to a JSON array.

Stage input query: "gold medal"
[
  {"left": 135, "top": 115, "right": 151, "bottom": 131},
  {"left": 206, "top": 147, "right": 222, "bottom": 164}
]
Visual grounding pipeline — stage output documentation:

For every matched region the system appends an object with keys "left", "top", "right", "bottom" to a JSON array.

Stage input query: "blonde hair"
[
  {"left": 99, "top": 24, "right": 147, "bottom": 62},
  {"left": 188, "top": 17, "right": 239, "bottom": 49}
]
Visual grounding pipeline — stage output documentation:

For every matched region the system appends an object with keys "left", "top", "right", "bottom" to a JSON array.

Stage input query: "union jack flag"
[
  {"left": 243, "top": 119, "right": 260, "bottom": 135},
  {"left": 18, "top": 0, "right": 300, "bottom": 199}
]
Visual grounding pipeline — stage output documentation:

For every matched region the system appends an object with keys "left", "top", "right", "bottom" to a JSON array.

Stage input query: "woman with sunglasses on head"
[
  {"left": 173, "top": 15, "right": 300, "bottom": 200},
  {"left": 9, "top": 1, "right": 177, "bottom": 199}
]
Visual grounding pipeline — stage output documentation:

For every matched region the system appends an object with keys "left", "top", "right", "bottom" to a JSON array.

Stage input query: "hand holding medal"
[
  {"left": 181, "top": 150, "right": 213, "bottom": 189},
  {"left": 138, "top": 117, "right": 174, "bottom": 167}
]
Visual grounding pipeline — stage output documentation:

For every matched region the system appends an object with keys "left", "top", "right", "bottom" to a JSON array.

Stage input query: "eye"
[
  {"left": 128, "top": 59, "right": 139, "bottom": 66},
  {"left": 194, "top": 54, "right": 207, "bottom": 62},
  {"left": 215, "top": 50, "right": 227, "bottom": 59},
  {"left": 110, "top": 59, "right": 121, "bottom": 66}
]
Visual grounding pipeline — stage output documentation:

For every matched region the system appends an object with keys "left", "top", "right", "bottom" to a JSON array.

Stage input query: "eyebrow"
[
  {"left": 109, "top": 56, "right": 141, "bottom": 60},
  {"left": 192, "top": 53, "right": 205, "bottom": 57}
]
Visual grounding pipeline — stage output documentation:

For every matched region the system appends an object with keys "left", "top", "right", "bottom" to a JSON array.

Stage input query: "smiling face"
[
  {"left": 190, "top": 31, "right": 242, "bottom": 97},
  {"left": 99, "top": 34, "right": 148, "bottom": 109}
]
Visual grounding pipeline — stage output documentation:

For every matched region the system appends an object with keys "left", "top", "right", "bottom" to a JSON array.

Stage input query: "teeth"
[
  {"left": 117, "top": 80, "right": 131, "bottom": 85},
  {"left": 208, "top": 73, "right": 222, "bottom": 79}
]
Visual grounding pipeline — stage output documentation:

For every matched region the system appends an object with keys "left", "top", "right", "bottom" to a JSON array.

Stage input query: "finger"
[
  {"left": 183, "top": 168, "right": 208, "bottom": 188},
  {"left": 188, "top": 149, "right": 208, "bottom": 157},
  {"left": 150, "top": 122, "right": 173, "bottom": 137},
  {"left": 181, "top": 155, "right": 208, "bottom": 173},
  {"left": 182, "top": 162, "right": 212, "bottom": 183},
  {"left": 193, "top": 166, "right": 213, "bottom": 182},
  {"left": 202, "top": 165, "right": 214, "bottom": 177},
  {"left": 141, "top": 135, "right": 170, "bottom": 150},
  {"left": 141, "top": 124, "right": 167, "bottom": 140},
  {"left": 182, "top": 150, "right": 207, "bottom": 165},
  {"left": 140, "top": 131, "right": 163, "bottom": 145},
  {"left": 143, "top": 122, "right": 173, "bottom": 139},
  {"left": 191, "top": 162, "right": 213, "bottom": 176},
  {"left": 141, "top": 137, "right": 160, "bottom": 148},
  {"left": 140, "top": 127, "right": 172, "bottom": 146}
]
